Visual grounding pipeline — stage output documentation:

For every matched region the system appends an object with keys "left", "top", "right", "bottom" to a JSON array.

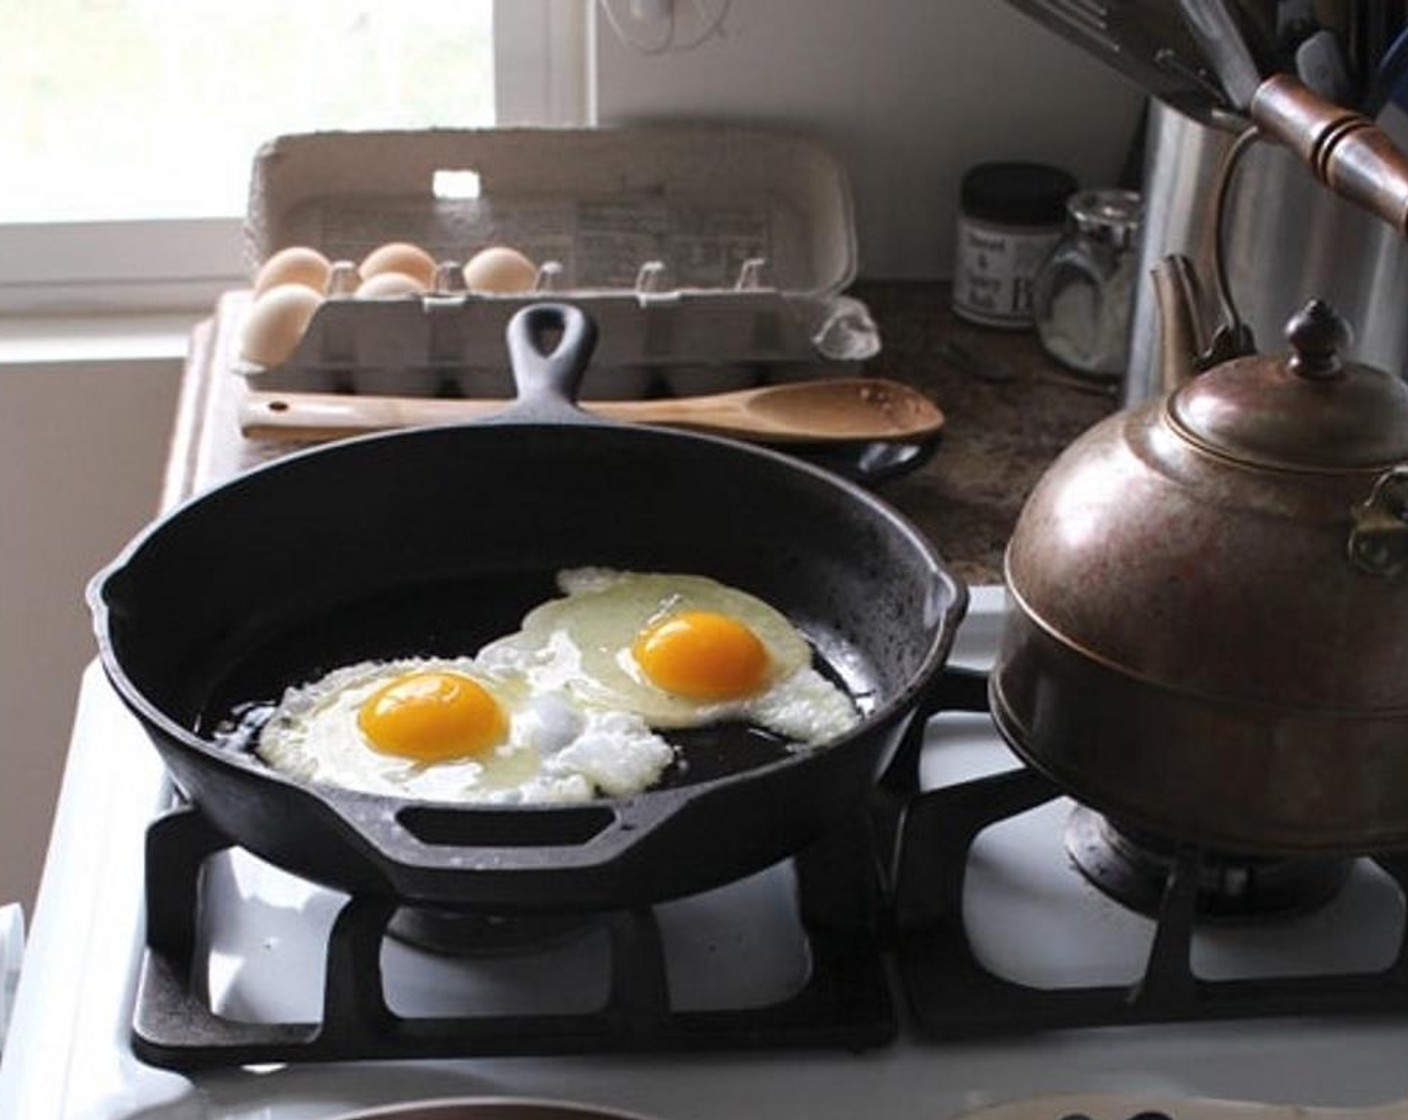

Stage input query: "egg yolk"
[
  {"left": 632, "top": 610, "right": 771, "bottom": 701},
  {"left": 358, "top": 670, "right": 507, "bottom": 762}
]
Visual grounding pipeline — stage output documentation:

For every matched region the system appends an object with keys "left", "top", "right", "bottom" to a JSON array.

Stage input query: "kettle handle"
[{"left": 1253, "top": 74, "right": 1408, "bottom": 238}]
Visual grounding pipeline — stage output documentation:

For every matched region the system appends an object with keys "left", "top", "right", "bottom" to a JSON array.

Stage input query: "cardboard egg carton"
[{"left": 236, "top": 127, "right": 880, "bottom": 399}]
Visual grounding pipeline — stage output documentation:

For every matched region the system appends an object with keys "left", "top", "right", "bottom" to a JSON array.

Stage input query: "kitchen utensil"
[
  {"left": 1177, "top": 0, "right": 1408, "bottom": 231},
  {"left": 90, "top": 302, "right": 966, "bottom": 911},
  {"left": 1350, "top": 0, "right": 1406, "bottom": 101},
  {"left": 1178, "top": 0, "right": 1268, "bottom": 105},
  {"left": 1236, "top": 0, "right": 1353, "bottom": 107},
  {"left": 1000, "top": 0, "right": 1228, "bottom": 122},
  {"left": 953, "top": 1091, "right": 1406, "bottom": 1120},
  {"left": 1005, "top": 1, "right": 1408, "bottom": 233},
  {"left": 1368, "top": 24, "right": 1408, "bottom": 109},
  {"left": 994, "top": 275, "right": 1408, "bottom": 854},
  {"left": 1293, "top": 28, "right": 1354, "bottom": 101},
  {"left": 236, "top": 377, "right": 946, "bottom": 445},
  {"left": 1370, "top": 25, "right": 1408, "bottom": 147}
]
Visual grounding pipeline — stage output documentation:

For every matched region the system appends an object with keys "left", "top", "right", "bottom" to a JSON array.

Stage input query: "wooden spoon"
[{"left": 238, "top": 378, "right": 944, "bottom": 445}]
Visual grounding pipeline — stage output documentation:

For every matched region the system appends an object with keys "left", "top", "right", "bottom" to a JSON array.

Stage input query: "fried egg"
[
  {"left": 477, "top": 569, "right": 862, "bottom": 746},
  {"left": 253, "top": 655, "right": 674, "bottom": 804},
  {"left": 247, "top": 571, "right": 859, "bottom": 804}
]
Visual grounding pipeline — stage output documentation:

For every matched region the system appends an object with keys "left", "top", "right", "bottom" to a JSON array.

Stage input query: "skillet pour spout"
[
  {"left": 994, "top": 297, "right": 1408, "bottom": 856},
  {"left": 90, "top": 302, "right": 967, "bottom": 911}
]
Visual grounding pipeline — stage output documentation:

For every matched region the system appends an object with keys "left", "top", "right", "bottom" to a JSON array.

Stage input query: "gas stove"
[{"left": 7, "top": 587, "right": 1408, "bottom": 1120}]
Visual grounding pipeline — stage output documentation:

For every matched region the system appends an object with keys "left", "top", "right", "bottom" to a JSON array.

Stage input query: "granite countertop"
[
  {"left": 164, "top": 281, "right": 1117, "bottom": 585},
  {"left": 853, "top": 280, "right": 1116, "bottom": 584}
]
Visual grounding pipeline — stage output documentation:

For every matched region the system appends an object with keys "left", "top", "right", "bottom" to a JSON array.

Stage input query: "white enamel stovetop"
[{"left": 6, "top": 587, "right": 1408, "bottom": 1120}]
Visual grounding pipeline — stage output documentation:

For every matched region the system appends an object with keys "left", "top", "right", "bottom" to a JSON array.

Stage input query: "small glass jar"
[{"left": 1032, "top": 189, "right": 1143, "bottom": 378}]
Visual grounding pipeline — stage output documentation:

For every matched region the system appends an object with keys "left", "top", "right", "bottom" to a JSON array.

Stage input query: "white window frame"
[{"left": 0, "top": 0, "right": 592, "bottom": 320}]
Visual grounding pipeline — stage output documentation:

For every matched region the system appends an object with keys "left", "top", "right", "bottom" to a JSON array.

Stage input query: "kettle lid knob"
[
  {"left": 1169, "top": 296, "right": 1408, "bottom": 470},
  {"left": 1286, "top": 300, "right": 1351, "bottom": 381}
]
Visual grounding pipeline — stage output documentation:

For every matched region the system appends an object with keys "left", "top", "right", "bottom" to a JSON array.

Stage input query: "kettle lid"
[{"left": 1167, "top": 301, "right": 1408, "bottom": 471}]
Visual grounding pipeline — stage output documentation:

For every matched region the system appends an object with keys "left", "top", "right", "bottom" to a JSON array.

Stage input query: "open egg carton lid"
[{"left": 237, "top": 126, "right": 879, "bottom": 399}]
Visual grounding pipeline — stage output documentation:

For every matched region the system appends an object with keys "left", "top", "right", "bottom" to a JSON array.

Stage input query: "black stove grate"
[
  {"left": 132, "top": 799, "right": 896, "bottom": 1070},
  {"left": 133, "top": 665, "right": 1408, "bottom": 1062},
  {"left": 887, "top": 667, "right": 1408, "bottom": 1037}
]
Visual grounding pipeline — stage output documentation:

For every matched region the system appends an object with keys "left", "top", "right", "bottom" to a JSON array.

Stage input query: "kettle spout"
[
  {"left": 1151, "top": 253, "right": 1259, "bottom": 395},
  {"left": 1151, "top": 254, "right": 1211, "bottom": 395}
]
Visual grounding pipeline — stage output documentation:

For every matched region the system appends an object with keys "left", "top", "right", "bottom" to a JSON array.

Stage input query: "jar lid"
[
  {"left": 1168, "top": 301, "right": 1408, "bottom": 471},
  {"left": 1067, "top": 189, "right": 1143, "bottom": 249},
  {"left": 960, "top": 162, "right": 1078, "bottom": 227}
]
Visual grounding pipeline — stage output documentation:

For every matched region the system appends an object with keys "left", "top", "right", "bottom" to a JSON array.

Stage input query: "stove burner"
[
  {"left": 1064, "top": 807, "right": 1354, "bottom": 922},
  {"left": 131, "top": 801, "right": 896, "bottom": 1069},
  {"left": 883, "top": 666, "right": 1408, "bottom": 1038}
]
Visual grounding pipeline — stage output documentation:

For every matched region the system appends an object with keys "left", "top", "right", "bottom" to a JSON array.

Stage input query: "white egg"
[
  {"left": 252, "top": 656, "right": 674, "bottom": 805},
  {"left": 355, "top": 269, "right": 427, "bottom": 298},
  {"left": 462, "top": 245, "right": 538, "bottom": 294},
  {"left": 478, "top": 569, "right": 862, "bottom": 745},
  {"left": 239, "top": 282, "right": 323, "bottom": 366},
  {"left": 253, "top": 245, "right": 332, "bottom": 296},
  {"left": 359, "top": 241, "right": 438, "bottom": 288}
]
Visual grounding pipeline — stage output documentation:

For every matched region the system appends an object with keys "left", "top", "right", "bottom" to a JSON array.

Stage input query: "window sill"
[{"left": 0, "top": 312, "right": 202, "bottom": 368}]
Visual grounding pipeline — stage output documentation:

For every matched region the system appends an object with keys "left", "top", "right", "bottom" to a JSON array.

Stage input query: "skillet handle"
[
  {"left": 494, "top": 302, "right": 600, "bottom": 424},
  {"left": 311, "top": 779, "right": 694, "bottom": 909}
]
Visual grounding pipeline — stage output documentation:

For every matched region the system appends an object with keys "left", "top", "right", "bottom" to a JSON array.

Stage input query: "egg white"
[
  {"left": 254, "top": 656, "right": 675, "bottom": 805},
  {"left": 477, "top": 569, "right": 862, "bottom": 745}
]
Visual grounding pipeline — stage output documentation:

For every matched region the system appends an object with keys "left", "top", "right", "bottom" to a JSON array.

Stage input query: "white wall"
[
  {"left": 594, "top": 0, "right": 1144, "bottom": 278},
  {"left": 0, "top": 357, "right": 180, "bottom": 912}
]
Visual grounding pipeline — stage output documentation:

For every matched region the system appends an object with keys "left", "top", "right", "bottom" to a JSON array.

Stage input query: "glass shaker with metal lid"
[{"left": 1032, "top": 189, "right": 1143, "bottom": 379}]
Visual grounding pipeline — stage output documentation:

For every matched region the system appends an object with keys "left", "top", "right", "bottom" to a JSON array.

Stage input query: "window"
[{"left": 0, "top": 0, "right": 589, "bottom": 316}]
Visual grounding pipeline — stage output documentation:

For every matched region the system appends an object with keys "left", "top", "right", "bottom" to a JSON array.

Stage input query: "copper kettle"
[{"left": 992, "top": 254, "right": 1408, "bottom": 855}]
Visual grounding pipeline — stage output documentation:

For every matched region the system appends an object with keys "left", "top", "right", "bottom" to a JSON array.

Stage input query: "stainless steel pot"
[
  {"left": 1125, "top": 100, "right": 1408, "bottom": 407},
  {"left": 993, "top": 289, "right": 1408, "bottom": 855}
]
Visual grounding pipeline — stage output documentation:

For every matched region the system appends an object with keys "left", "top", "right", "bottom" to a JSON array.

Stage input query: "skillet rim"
[{"left": 88, "top": 416, "right": 968, "bottom": 816}]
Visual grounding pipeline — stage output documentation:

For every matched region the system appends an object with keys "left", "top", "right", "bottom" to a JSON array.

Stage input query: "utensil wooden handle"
[
  {"left": 238, "top": 379, "right": 945, "bottom": 445},
  {"left": 237, "top": 391, "right": 787, "bottom": 441},
  {"left": 241, "top": 393, "right": 503, "bottom": 440},
  {"left": 1251, "top": 72, "right": 1408, "bottom": 235}
]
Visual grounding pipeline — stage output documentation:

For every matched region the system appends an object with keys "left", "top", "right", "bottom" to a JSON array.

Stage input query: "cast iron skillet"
[{"left": 90, "top": 303, "right": 966, "bottom": 912}]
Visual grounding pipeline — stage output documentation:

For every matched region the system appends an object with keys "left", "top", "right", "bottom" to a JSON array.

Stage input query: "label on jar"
[{"left": 952, "top": 217, "right": 1061, "bottom": 328}]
